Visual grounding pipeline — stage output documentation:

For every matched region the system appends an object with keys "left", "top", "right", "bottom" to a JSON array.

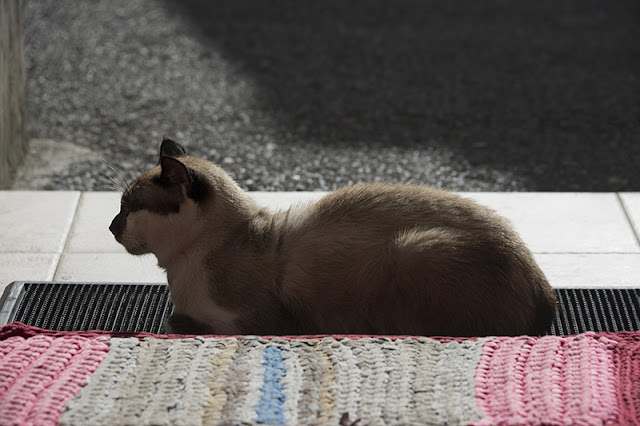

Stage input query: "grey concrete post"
[{"left": 0, "top": 0, "right": 27, "bottom": 188}]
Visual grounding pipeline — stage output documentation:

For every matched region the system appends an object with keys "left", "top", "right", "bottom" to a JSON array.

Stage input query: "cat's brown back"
[{"left": 275, "top": 183, "right": 557, "bottom": 336}]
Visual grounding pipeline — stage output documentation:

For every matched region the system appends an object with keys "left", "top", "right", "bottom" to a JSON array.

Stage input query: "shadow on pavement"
[{"left": 167, "top": 0, "right": 639, "bottom": 190}]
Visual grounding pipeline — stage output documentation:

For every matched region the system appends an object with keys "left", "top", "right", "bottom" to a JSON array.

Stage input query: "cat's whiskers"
[
  {"left": 100, "top": 157, "right": 129, "bottom": 193},
  {"left": 98, "top": 176, "right": 123, "bottom": 193}
]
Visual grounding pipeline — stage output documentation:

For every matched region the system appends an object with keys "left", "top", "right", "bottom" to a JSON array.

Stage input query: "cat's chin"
[
  {"left": 119, "top": 240, "right": 149, "bottom": 255},
  {"left": 125, "top": 245, "right": 150, "bottom": 256}
]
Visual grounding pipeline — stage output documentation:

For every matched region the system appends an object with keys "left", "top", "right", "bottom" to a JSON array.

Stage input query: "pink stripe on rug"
[
  {"left": 608, "top": 332, "right": 640, "bottom": 424},
  {"left": 0, "top": 334, "right": 109, "bottom": 426},
  {"left": 473, "top": 333, "right": 619, "bottom": 425},
  {"left": 0, "top": 336, "right": 25, "bottom": 358},
  {"left": 0, "top": 336, "right": 52, "bottom": 396}
]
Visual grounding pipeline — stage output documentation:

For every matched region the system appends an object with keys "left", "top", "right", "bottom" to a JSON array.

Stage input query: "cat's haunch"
[{"left": 110, "top": 138, "right": 557, "bottom": 337}]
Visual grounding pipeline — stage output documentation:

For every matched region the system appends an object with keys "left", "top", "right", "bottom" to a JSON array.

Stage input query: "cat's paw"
[{"left": 165, "top": 313, "right": 215, "bottom": 335}]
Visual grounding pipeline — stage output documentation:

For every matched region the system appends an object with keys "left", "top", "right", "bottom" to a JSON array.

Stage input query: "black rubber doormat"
[
  {"left": 0, "top": 282, "right": 172, "bottom": 334},
  {"left": 1, "top": 282, "right": 640, "bottom": 335}
]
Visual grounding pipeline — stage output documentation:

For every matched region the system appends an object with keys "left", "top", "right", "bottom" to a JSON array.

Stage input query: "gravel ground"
[{"left": 21, "top": 0, "right": 640, "bottom": 191}]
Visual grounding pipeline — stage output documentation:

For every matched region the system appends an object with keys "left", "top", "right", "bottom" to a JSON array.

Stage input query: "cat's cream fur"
[{"left": 110, "top": 139, "right": 557, "bottom": 337}]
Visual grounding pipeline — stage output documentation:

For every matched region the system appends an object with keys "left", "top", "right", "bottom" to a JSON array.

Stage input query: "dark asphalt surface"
[{"left": 23, "top": 1, "right": 639, "bottom": 191}]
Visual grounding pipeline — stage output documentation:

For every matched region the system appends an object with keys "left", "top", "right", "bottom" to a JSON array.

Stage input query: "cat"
[{"left": 110, "top": 138, "right": 557, "bottom": 337}]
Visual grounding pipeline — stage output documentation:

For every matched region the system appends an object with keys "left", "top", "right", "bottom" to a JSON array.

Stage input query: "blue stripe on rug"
[{"left": 255, "top": 345, "right": 286, "bottom": 424}]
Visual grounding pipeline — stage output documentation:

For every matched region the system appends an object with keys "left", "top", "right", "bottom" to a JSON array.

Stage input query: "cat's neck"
[
  {"left": 152, "top": 188, "right": 262, "bottom": 271},
  {"left": 158, "top": 193, "right": 276, "bottom": 277},
  {"left": 164, "top": 247, "right": 209, "bottom": 296},
  {"left": 161, "top": 202, "right": 280, "bottom": 318}
]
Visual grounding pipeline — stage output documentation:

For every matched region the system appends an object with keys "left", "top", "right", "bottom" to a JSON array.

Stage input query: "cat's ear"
[
  {"left": 160, "top": 156, "right": 191, "bottom": 187},
  {"left": 159, "top": 138, "right": 187, "bottom": 162}
]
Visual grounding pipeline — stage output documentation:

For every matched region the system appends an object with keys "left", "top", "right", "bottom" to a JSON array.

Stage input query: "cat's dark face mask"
[{"left": 110, "top": 139, "right": 190, "bottom": 240}]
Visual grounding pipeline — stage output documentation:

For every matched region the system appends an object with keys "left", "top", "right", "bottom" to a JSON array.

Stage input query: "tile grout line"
[
  {"left": 48, "top": 253, "right": 63, "bottom": 281},
  {"left": 616, "top": 192, "right": 640, "bottom": 249},
  {"left": 52, "top": 192, "right": 84, "bottom": 280}
]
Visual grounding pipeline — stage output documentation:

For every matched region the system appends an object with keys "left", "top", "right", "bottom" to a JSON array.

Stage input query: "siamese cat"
[{"left": 110, "top": 139, "right": 557, "bottom": 337}]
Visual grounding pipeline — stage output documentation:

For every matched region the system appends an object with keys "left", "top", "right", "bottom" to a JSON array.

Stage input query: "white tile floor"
[{"left": 1, "top": 191, "right": 639, "bottom": 296}]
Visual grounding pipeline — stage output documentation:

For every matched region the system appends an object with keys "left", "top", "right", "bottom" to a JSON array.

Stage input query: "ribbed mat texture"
[
  {"left": 5, "top": 283, "right": 640, "bottom": 335},
  {"left": 1, "top": 323, "right": 639, "bottom": 425}
]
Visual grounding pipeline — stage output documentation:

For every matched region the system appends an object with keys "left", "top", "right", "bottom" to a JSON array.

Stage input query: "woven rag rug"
[{"left": 1, "top": 323, "right": 639, "bottom": 425}]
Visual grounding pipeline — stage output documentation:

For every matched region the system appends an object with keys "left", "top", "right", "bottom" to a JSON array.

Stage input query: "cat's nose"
[
  {"left": 109, "top": 218, "right": 118, "bottom": 236},
  {"left": 109, "top": 214, "right": 123, "bottom": 237}
]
